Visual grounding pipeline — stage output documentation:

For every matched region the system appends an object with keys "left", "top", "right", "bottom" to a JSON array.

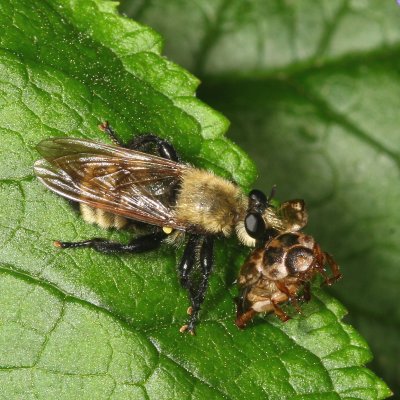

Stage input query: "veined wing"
[{"left": 34, "top": 138, "right": 188, "bottom": 229}]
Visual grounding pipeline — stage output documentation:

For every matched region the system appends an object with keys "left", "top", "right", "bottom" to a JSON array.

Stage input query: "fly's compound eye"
[{"left": 244, "top": 212, "right": 266, "bottom": 239}]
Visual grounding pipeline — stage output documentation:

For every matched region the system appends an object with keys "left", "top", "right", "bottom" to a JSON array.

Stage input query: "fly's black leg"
[
  {"left": 54, "top": 231, "right": 167, "bottom": 254},
  {"left": 179, "top": 236, "right": 214, "bottom": 335},
  {"left": 188, "top": 236, "right": 214, "bottom": 333},
  {"left": 128, "top": 134, "right": 180, "bottom": 162},
  {"left": 99, "top": 121, "right": 180, "bottom": 161},
  {"left": 99, "top": 121, "right": 177, "bottom": 160},
  {"left": 178, "top": 235, "right": 201, "bottom": 288},
  {"left": 99, "top": 121, "right": 122, "bottom": 146}
]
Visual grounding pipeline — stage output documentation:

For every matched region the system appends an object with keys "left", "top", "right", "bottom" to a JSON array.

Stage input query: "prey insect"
[
  {"left": 34, "top": 122, "right": 303, "bottom": 334},
  {"left": 235, "top": 231, "right": 342, "bottom": 328}
]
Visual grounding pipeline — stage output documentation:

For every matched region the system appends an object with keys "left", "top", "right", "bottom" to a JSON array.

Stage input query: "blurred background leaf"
[{"left": 120, "top": 0, "right": 400, "bottom": 395}]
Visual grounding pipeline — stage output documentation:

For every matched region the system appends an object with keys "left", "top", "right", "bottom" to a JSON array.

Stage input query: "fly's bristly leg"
[
  {"left": 178, "top": 234, "right": 201, "bottom": 334},
  {"left": 188, "top": 236, "right": 214, "bottom": 333},
  {"left": 179, "top": 235, "right": 214, "bottom": 335},
  {"left": 99, "top": 121, "right": 122, "bottom": 146},
  {"left": 54, "top": 231, "right": 167, "bottom": 254},
  {"left": 178, "top": 235, "right": 201, "bottom": 288},
  {"left": 128, "top": 134, "right": 180, "bottom": 162},
  {"left": 99, "top": 120, "right": 180, "bottom": 161}
]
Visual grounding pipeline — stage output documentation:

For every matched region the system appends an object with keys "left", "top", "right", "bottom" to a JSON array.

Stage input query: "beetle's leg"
[
  {"left": 312, "top": 245, "right": 342, "bottom": 286},
  {"left": 275, "top": 281, "right": 302, "bottom": 314},
  {"left": 128, "top": 134, "right": 180, "bottom": 162},
  {"left": 322, "top": 252, "right": 342, "bottom": 286},
  {"left": 235, "top": 307, "right": 257, "bottom": 329},
  {"left": 235, "top": 288, "right": 258, "bottom": 329},
  {"left": 54, "top": 231, "right": 166, "bottom": 253},
  {"left": 298, "top": 281, "right": 311, "bottom": 302},
  {"left": 271, "top": 299, "right": 291, "bottom": 322},
  {"left": 289, "top": 297, "right": 302, "bottom": 314}
]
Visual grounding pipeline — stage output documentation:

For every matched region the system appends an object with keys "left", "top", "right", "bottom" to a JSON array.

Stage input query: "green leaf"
[
  {"left": 0, "top": 0, "right": 391, "bottom": 399},
  {"left": 121, "top": 0, "right": 399, "bottom": 396}
]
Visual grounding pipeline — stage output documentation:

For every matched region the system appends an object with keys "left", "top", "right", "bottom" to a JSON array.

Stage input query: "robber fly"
[{"left": 34, "top": 122, "right": 314, "bottom": 334}]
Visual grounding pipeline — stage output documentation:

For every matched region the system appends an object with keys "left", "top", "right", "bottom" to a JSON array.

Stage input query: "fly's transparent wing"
[{"left": 34, "top": 138, "right": 188, "bottom": 229}]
